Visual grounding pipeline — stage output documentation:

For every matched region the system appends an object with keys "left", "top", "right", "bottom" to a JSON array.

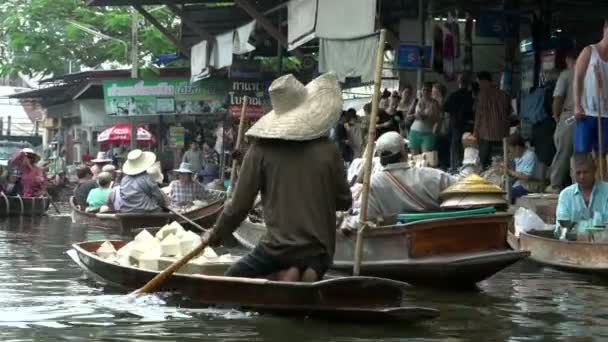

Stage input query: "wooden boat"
[
  {"left": 70, "top": 196, "right": 223, "bottom": 234},
  {"left": 0, "top": 194, "right": 50, "bottom": 217},
  {"left": 68, "top": 240, "right": 439, "bottom": 323},
  {"left": 509, "top": 230, "right": 608, "bottom": 275},
  {"left": 235, "top": 213, "right": 530, "bottom": 287}
]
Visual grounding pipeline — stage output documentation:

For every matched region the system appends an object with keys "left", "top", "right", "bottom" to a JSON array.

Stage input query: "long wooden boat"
[
  {"left": 70, "top": 197, "right": 223, "bottom": 234},
  {"left": 508, "top": 230, "right": 608, "bottom": 275},
  {"left": 235, "top": 214, "right": 530, "bottom": 287},
  {"left": 0, "top": 194, "right": 50, "bottom": 217},
  {"left": 68, "top": 240, "right": 439, "bottom": 323}
]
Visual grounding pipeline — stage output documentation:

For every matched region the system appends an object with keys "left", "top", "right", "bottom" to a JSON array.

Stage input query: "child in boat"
[{"left": 86, "top": 172, "right": 113, "bottom": 212}]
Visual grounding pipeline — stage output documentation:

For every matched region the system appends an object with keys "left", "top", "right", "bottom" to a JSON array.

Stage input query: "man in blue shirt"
[
  {"left": 503, "top": 133, "right": 541, "bottom": 201},
  {"left": 556, "top": 153, "right": 608, "bottom": 229}
]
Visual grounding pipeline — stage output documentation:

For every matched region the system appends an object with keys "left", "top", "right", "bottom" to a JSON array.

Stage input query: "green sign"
[
  {"left": 103, "top": 79, "right": 230, "bottom": 116},
  {"left": 169, "top": 126, "right": 185, "bottom": 148}
]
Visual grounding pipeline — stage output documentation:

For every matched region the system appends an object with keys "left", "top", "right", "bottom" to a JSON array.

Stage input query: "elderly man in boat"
[
  {"left": 168, "top": 162, "right": 223, "bottom": 209},
  {"left": 343, "top": 131, "right": 455, "bottom": 230},
  {"left": 556, "top": 153, "right": 608, "bottom": 234},
  {"left": 118, "top": 149, "right": 167, "bottom": 213},
  {"left": 203, "top": 73, "right": 352, "bottom": 282}
]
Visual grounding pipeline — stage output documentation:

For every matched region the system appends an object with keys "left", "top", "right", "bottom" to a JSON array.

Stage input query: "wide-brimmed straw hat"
[
  {"left": 92, "top": 151, "right": 112, "bottom": 163},
  {"left": 122, "top": 149, "right": 156, "bottom": 176},
  {"left": 147, "top": 161, "right": 164, "bottom": 184},
  {"left": 174, "top": 162, "right": 194, "bottom": 174},
  {"left": 21, "top": 148, "right": 41, "bottom": 162},
  {"left": 246, "top": 73, "right": 343, "bottom": 141}
]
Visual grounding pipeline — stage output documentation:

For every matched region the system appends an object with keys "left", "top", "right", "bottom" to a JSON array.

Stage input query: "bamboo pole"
[
  {"left": 353, "top": 29, "right": 386, "bottom": 276},
  {"left": 595, "top": 64, "right": 606, "bottom": 180},
  {"left": 503, "top": 137, "right": 511, "bottom": 203},
  {"left": 228, "top": 96, "right": 249, "bottom": 196}
]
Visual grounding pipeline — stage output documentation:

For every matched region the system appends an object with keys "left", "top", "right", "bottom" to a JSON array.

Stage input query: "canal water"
[{"left": 1, "top": 213, "right": 608, "bottom": 341}]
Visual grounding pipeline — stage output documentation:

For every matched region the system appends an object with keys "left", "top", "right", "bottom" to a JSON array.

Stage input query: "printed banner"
[
  {"left": 228, "top": 79, "right": 272, "bottom": 118},
  {"left": 169, "top": 126, "right": 185, "bottom": 148},
  {"left": 103, "top": 79, "right": 230, "bottom": 116}
]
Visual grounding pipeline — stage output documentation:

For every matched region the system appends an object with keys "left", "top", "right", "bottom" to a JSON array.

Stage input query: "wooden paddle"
[
  {"left": 502, "top": 137, "right": 511, "bottom": 203},
  {"left": 353, "top": 29, "right": 386, "bottom": 276},
  {"left": 45, "top": 191, "right": 61, "bottom": 214},
  {"left": 228, "top": 96, "right": 249, "bottom": 197},
  {"left": 165, "top": 206, "right": 207, "bottom": 232}
]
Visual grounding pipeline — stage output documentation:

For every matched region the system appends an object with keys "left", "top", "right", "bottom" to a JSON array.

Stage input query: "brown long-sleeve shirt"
[
  {"left": 474, "top": 87, "right": 511, "bottom": 142},
  {"left": 211, "top": 138, "right": 352, "bottom": 261}
]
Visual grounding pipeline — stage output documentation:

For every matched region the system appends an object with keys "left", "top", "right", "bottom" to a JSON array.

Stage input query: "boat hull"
[
  {"left": 70, "top": 197, "right": 223, "bottom": 234},
  {"left": 235, "top": 214, "right": 529, "bottom": 287},
  {"left": 511, "top": 230, "right": 608, "bottom": 275},
  {"left": 0, "top": 195, "right": 50, "bottom": 217},
  {"left": 69, "top": 240, "right": 439, "bottom": 323}
]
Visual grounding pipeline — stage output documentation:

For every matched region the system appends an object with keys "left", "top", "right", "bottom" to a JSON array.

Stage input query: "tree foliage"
[{"left": 0, "top": 0, "right": 179, "bottom": 78}]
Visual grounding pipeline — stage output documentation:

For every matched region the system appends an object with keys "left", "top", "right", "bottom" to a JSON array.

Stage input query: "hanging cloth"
[
  {"left": 318, "top": 34, "right": 378, "bottom": 83},
  {"left": 443, "top": 28, "right": 456, "bottom": 81},
  {"left": 432, "top": 24, "right": 444, "bottom": 73},
  {"left": 210, "top": 31, "right": 234, "bottom": 69},
  {"left": 233, "top": 20, "right": 256, "bottom": 54},
  {"left": 288, "top": 0, "right": 318, "bottom": 50},
  {"left": 190, "top": 40, "right": 210, "bottom": 82},
  {"left": 287, "top": 0, "right": 376, "bottom": 51}
]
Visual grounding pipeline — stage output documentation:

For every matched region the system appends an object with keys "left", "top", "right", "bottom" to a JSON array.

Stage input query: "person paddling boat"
[{"left": 202, "top": 73, "right": 352, "bottom": 282}]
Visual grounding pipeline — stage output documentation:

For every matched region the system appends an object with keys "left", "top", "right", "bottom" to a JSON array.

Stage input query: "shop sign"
[
  {"left": 396, "top": 43, "right": 432, "bottom": 69},
  {"left": 228, "top": 79, "right": 272, "bottom": 118},
  {"left": 169, "top": 126, "right": 185, "bottom": 148},
  {"left": 103, "top": 78, "right": 230, "bottom": 116}
]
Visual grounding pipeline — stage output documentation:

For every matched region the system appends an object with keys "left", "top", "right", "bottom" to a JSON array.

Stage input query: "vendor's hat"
[
  {"left": 174, "top": 162, "right": 194, "bottom": 174},
  {"left": 21, "top": 148, "right": 40, "bottom": 162},
  {"left": 246, "top": 73, "right": 343, "bottom": 141},
  {"left": 102, "top": 164, "right": 117, "bottom": 173},
  {"left": 122, "top": 149, "right": 156, "bottom": 176},
  {"left": 147, "top": 161, "right": 164, "bottom": 184},
  {"left": 376, "top": 132, "right": 408, "bottom": 156},
  {"left": 92, "top": 151, "right": 112, "bottom": 163}
]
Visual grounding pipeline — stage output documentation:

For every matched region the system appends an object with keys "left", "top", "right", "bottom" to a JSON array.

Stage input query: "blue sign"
[{"left": 396, "top": 43, "right": 432, "bottom": 69}]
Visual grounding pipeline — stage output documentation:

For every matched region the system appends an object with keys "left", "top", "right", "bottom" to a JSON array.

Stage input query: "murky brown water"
[{"left": 1, "top": 213, "right": 608, "bottom": 341}]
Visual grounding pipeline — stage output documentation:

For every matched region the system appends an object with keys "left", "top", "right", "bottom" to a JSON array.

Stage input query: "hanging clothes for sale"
[
  {"left": 443, "top": 26, "right": 456, "bottom": 81},
  {"left": 190, "top": 40, "right": 210, "bottom": 82},
  {"left": 210, "top": 31, "right": 234, "bottom": 69},
  {"left": 318, "top": 33, "right": 378, "bottom": 83},
  {"left": 233, "top": 20, "right": 256, "bottom": 55},
  {"left": 463, "top": 14, "right": 474, "bottom": 71},
  {"left": 287, "top": 0, "right": 376, "bottom": 50},
  {"left": 432, "top": 24, "right": 444, "bottom": 73},
  {"left": 449, "top": 14, "right": 461, "bottom": 58},
  {"left": 288, "top": 0, "right": 317, "bottom": 50}
]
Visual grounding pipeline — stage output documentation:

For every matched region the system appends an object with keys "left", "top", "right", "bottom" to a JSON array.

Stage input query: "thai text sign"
[
  {"left": 228, "top": 79, "right": 271, "bottom": 118},
  {"left": 103, "top": 79, "right": 230, "bottom": 116}
]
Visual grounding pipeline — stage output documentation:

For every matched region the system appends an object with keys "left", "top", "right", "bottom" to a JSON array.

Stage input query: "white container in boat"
[
  {"left": 179, "top": 231, "right": 202, "bottom": 255},
  {"left": 96, "top": 241, "right": 117, "bottom": 259},
  {"left": 138, "top": 249, "right": 162, "bottom": 271},
  {"left": 131, "top": 238, "right": 161, "bottom": 260},
  {"left": 134, "top": 229, "right": 155, "bottom": 242},
  {"left": 203, "top": 247, "right": 218, "bottom": 259},
  {"left": 160, "top": 234, "right": 181, "bottom": 257}
]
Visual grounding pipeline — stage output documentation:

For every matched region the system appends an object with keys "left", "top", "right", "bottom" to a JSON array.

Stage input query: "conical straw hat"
[
  {"left": 441, "top": 174, "right": 504, "bottom": 197},
  {"left": 246, "top": 73, "right": 343, "bottom": 141}
]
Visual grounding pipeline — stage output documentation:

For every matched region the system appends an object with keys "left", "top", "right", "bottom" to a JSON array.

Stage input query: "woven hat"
[
  {"left": 92, "top": 151, "right": 112, "bottom": 163},
  {"left": 441, "top": 174, "right": 504, "bottom": 197},
  {"left": 122, "top": 149, "right": 156, "bottom": 176},
  {"left": 102, "top": 164, "right": 116, "bottom": 173},
  {"left": 147, "top": 161, "right": 164, "bottom": 184},
  {"left": 376, "top": 131, "right": 408, "bottom": 156},
  {"left": 246, "top": 73, "right": 343, "bottom": 141},
  {"left": 174, "top": 162, "right": 194, "bottom": 174},
  {"left": 22, "top": 148, "right": 40, "bottom": 162}
]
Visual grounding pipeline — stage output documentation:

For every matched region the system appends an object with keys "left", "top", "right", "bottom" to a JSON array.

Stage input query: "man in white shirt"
[{"left": 344, "top": 132, "right": 455, "bottom": 230}]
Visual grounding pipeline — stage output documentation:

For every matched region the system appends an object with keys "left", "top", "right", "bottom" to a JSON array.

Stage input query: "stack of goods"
[
  {"left": 175, "top": 200, "right": 209, "bottom": 213},
  {"left": 440, "top": 174, "right": 507, "bottom": 210},
  {"left": 94, "top": 221, "right": 240, "bottom": 275}
]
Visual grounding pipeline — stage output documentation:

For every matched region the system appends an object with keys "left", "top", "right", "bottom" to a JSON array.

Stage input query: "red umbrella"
[{"left": 97, "top": 124, "right": 156, "bottom": 146}]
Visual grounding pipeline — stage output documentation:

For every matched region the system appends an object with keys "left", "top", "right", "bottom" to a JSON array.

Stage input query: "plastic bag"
[{"left": 514, "top": 207, "right": 547, "bottom": 237}]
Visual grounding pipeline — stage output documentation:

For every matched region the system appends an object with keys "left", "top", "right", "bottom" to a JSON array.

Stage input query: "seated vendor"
[
  {"left": 344, "top": 132, "right": 455, "bottom": 230},
  {"left": 556, "top": 153, "right": 608, "bottom": 230},
  {"left": 503, "top": 133, "right": 542, "bottom": 201},
  {"left": 169, "top": 162, "right": 216, "bottom": 209},
  {"left": 73, "top": 166, "right": 96, "bottom": 210},
  {"left": 86, "top": 172, "right": 113, "bottom": 212},
  {"left": 119, "top": 149, "right": 167, "bottom": 213}
]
